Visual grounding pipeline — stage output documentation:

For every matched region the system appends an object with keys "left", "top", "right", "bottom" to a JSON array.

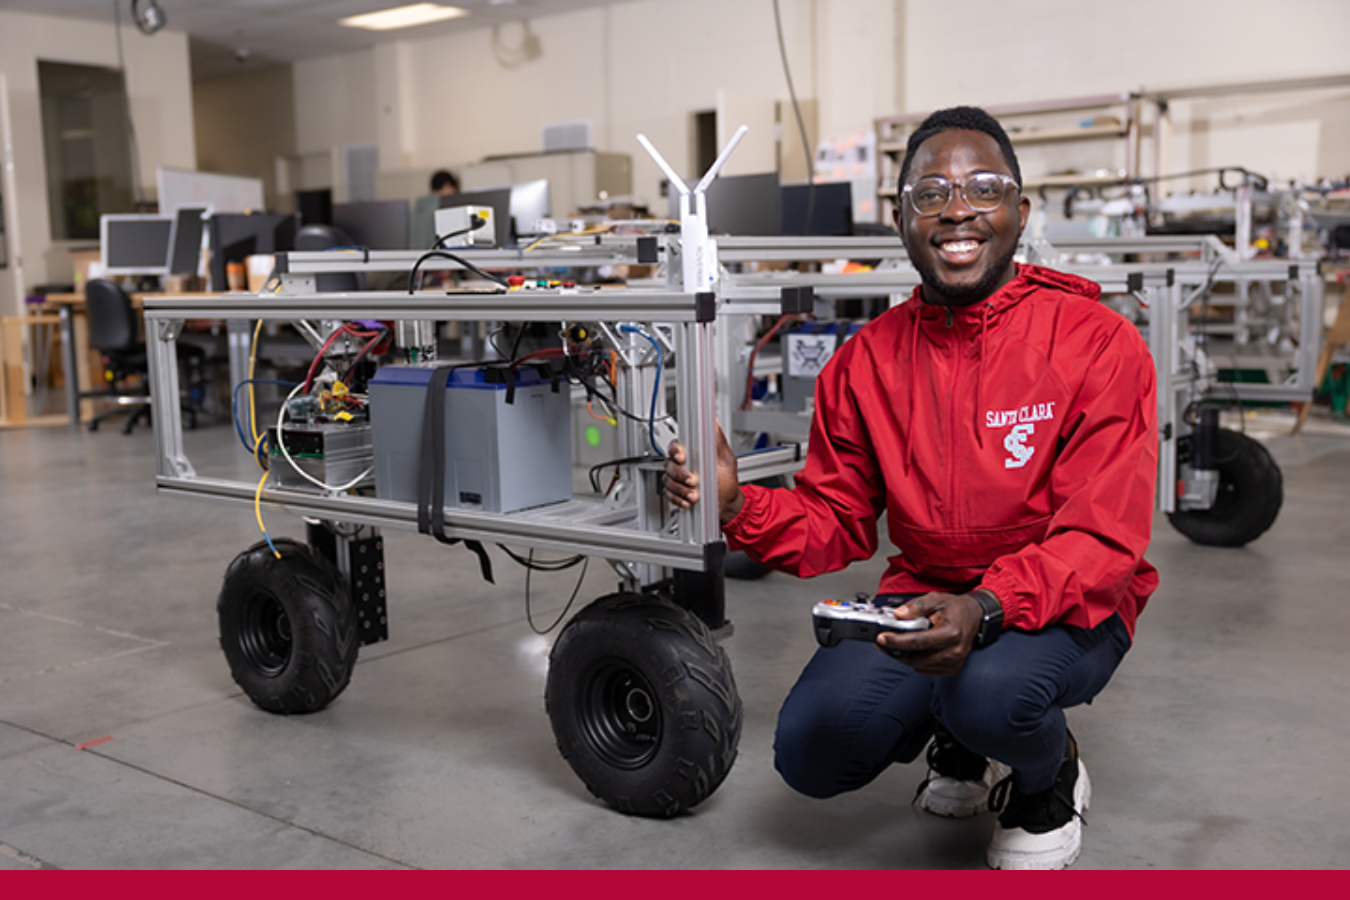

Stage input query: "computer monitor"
[
  {"left": 705, "top": 173, "right": 782, "bottom": 236},
  {"left": 167, "top": 207, "right": 207, "bottom": 276},
  {"left": 440, "top": 187, "right": 512, "bottom": 247},
  {"left": 509, "top": 179, "right": 551, "bottom": 239},
  {"left": 409, "top": 194, "right": 441, "bottom": 251},
  {"left": 781, "top": 181, "right": 854, "bottom": 236},
  {"left": 296, "top": 189, "right": 333, "bottom": 227},
  {"left": 208, "top": 212, "right": 298, "bottom": 291},
  {"left": 100, "top": 214, "right": 173, "bottom": 275},
  {"left": 332, "top": 199, "right": 410, "bottom": 251}
]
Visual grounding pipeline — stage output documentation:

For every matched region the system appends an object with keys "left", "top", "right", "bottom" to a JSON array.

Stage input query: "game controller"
[{"left": 812, "top": 594, "right": 931, "bottom": 647}]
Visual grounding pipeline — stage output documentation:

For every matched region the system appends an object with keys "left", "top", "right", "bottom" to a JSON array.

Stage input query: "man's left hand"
[{"left": 876, "top": 592, "right": 984, "bottom": 676}]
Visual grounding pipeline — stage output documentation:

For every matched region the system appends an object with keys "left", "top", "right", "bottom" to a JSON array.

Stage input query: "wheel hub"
[
  {"left": 579, "top": 660, "right": 662, "bottom": 769},
  {"left": 240, "top": 590, "right": 293, "bottom": 677}
]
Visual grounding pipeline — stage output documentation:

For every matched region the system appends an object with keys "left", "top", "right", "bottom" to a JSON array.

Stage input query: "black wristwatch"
[{"left": 970, "top": 589, "right": 1004, "bottom": 648}]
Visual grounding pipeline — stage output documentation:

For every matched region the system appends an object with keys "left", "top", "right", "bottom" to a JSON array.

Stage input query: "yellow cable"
[
  {"left": 253, "top": 470, "right": 280, "bottom": 559},
  {"left": 248, "top": 318, "right": 264, "bottom": 455},
  {"left": 523, "top": 225, "right": 613, "bottom": 253}
]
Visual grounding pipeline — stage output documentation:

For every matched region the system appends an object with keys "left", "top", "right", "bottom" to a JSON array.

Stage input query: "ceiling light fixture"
[{"left": 339, "top": 3, "right": 468, "bottom": 32}]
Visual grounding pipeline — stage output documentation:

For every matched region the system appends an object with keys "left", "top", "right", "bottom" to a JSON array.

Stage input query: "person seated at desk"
[
  {"left": 431, "top": 170, "right": 459, "bottom": 197},
  {"left": 415, "top": 169, "right": 465, "bottom": 283}
]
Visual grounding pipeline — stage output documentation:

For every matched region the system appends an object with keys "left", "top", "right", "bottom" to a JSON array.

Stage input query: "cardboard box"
[{"left": 69, "top": 248, "right": 102, "bottom": 294}]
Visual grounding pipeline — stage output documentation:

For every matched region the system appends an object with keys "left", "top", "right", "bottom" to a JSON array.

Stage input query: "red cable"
[
  {"left": 303, "top": 324, "right": 379, "bottom": 393},
  {"left": 512, "top": 347, "right": 568, "bottom": 368},
  {"left": 742, "top": 315, "right": 801, "bottom": 410}
]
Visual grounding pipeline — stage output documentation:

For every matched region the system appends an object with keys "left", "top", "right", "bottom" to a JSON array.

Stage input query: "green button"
[{"left": 585, "top": 425, "right": 602, "bottom": 448}]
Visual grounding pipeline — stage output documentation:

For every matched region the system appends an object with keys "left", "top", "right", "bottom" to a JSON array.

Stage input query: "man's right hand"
[{"left": 664, "top": 425, "right": 745, "bottom": 527}]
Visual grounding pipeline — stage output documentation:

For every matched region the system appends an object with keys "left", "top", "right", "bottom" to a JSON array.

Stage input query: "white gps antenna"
[{"left": 636, "top": 125, "right": 748, "bottom": 293}]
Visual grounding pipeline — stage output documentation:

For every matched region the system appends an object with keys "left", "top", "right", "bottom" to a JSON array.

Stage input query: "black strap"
[{"left": 416, "top": 366, "right": 495, "bottom": 583}]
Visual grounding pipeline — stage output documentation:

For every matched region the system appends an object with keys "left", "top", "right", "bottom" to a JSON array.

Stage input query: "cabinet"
[{"left": 874, "top": 93, "right": 1140, "bottom": 222}]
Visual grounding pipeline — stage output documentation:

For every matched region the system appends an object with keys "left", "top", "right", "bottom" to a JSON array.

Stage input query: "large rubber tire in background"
[
  {"left": 1168, "top": 428, "right": 1283, "bottom": 547},
  {"left": 545, "top": 592, "right": 742, "bottom": 817},
  {"left": 723, "top": 549, "right": 773, "bottom": 581},
  {"left": 218, "top": 538, "right": 360, "bottom": 714}
]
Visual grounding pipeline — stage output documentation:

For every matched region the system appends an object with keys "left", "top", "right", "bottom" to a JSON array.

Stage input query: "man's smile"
[{"left": 934, "top": 234, "right": 988, "bottom": 266}]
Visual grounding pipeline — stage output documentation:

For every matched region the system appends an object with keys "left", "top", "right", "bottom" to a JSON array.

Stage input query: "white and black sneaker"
[
  {"left": 986, "top": 731, "right": 1091, "bottom": 870},
  {"left": 914, "top": 728, "right": 1011, "bottom": 818}
]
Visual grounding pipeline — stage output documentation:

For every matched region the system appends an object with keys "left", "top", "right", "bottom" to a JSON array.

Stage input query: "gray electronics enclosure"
[
  {"left": 369, "top": 365, "right": 573, "bottom": 514},
  {"left": 268, "top": 422, "right": 374, "bottom": 491}
]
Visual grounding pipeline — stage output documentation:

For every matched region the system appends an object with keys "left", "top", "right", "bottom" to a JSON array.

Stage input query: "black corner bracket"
[
  {"left": 779, "top": 285, "right": 815, "bottom": 316},
  {"left": 695, "top": 291, "right": 717, "bottom": 322},
  {"left": 636, "top": 235, "right": 659, "bottom": 264}
]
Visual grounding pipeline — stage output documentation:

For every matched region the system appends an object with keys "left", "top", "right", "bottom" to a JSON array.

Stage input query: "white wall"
[
  {"left": 906, "top": 0, "right": 1350, "bottom": 107},
  {"left": 291, "top": 0, "right": 904, "bottom": 211},
  {"left": 284, "top": 0, "right": 1348, "bottom": 218},
  {"left": 906, "top": 0, "right": 1350, "bottom": 186},
  {"left": 291, "top": 49, "right": 378, "bottom": 202},
  {"left": 194, "top": 65, "right": 296, "bottom": 213},
  {"left": 0, "top": 9, "right": 195, "bottom": 315},
  {"left": 293, "top": 49, "right": 377, "bottom": 157}
]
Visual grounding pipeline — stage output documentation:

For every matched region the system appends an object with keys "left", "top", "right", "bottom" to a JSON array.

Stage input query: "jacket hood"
[{"left": 1020, "top": 264, "right": 1102, "bottom": 303}]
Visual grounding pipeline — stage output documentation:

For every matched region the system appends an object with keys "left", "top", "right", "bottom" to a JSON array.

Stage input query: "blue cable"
[
  {"left": 619, "top": 325, "right": 664, "bottom": 457},
  {"left": 232, "top": 379, "right": 299, "bottom": 454}
]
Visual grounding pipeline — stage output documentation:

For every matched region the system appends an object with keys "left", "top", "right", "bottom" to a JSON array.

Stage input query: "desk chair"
[
  {"left": 295, "top": 225, "right": 366, "bottom": 292},
  {"left": 84, "top": 279, "right": 205, "bottom": 433}
]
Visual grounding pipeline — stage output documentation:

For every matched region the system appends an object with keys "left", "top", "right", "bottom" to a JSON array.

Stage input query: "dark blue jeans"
[{"left": 774, "top": 612, "right": 1132, "bottom": 796}]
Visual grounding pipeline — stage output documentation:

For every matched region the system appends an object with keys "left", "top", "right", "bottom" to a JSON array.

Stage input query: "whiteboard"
[{"left": 157, "top": 166, "right": 265, "bottom": 215}]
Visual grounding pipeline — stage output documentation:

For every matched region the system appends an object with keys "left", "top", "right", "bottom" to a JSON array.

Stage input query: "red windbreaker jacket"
[{"left": 724, "top": 264, "right": 1159, "bottom": 640}]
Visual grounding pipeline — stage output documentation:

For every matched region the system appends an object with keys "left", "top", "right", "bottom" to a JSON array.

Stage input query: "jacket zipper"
[{"left": 946, "top": 308, "right": 961, "bottom": 530}]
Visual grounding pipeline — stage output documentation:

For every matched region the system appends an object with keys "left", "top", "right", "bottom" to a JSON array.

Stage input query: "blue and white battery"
[
  {"left": 369, "top": 365, "right": 573, "bottom": 513},
  {"left": 782, "top": 321, "right": 863, "bottom": 412}
]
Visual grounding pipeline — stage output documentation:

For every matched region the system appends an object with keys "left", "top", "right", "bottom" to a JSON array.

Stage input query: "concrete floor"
[{"left": 1, "top": 409, "right": 1348, "bottom": 870}]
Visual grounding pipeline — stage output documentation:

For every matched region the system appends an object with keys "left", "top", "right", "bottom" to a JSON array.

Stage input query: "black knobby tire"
[
  {"left": 1168, "top": 428, "right": 1283, "bottom": 547},
  {"left": 545, "top": 592, "right": 742, "bottom": 817},
  {"left": 218, "top": 538, "right": 360, "bottom": 714}
]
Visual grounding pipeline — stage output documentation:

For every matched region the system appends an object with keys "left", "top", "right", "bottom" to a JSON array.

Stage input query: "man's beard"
[{"left": 915, "top": 238, "right": 1020, "bottom": 306}]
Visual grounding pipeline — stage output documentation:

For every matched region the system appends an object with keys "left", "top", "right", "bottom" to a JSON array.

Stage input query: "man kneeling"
[{"left": 664, "top": 105, "right": 1158, "bottom": 870}]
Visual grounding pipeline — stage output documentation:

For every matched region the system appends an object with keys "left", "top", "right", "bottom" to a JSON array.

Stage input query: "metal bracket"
[
  {"left": 349, "top": 533, "right": 389, "bottom": 646},
  {"left": 307, "top": 523, "right": 389, "bottom": 646}
]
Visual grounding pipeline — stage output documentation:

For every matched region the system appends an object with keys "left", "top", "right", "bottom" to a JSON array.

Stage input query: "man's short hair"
[
  {"left": 898, "top": 106, "right": 1022, "bottom": 190},
  {"left": 430, "top": 169, "right": 459, "bottom": 193}
]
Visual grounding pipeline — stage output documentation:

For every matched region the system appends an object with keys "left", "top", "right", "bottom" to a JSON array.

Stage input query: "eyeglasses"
[{"left": 902, "top": 173, "right": 1020, "bottom": 217}]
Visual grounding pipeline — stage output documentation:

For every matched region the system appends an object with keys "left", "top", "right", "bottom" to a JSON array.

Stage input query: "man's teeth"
[{"left": 942, "top": 240, "right": 979, "bottom": 253}]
